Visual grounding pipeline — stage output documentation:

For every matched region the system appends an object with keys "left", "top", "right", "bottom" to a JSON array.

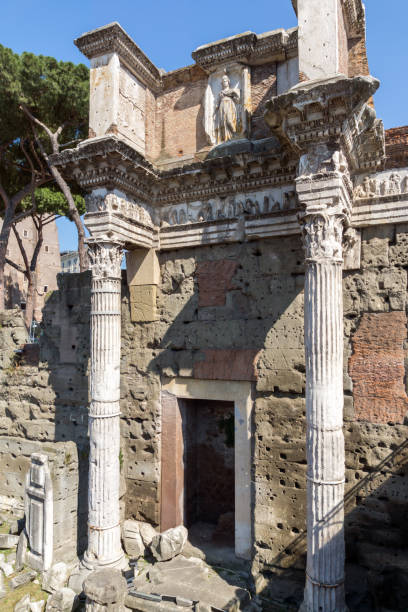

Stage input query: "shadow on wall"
[
  {"left": 39, "top": 271, "right": 92, "bottom": 557},
  {"left": 4, "top": 276, "right": 25, "bottom": 311},
  {"left": 256, "top": 435, "right": 408, "bottom": 611}
]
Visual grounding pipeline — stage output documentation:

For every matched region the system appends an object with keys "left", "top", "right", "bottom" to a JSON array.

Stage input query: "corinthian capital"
[
  {"left": 87, "top": 239, "right": 124, "bottom": 280},
  {"left": 300, "top": 213, "right": 345, "bottom": 261},
  {"left": 296, "top": 169, "right": 352, "bottom": 263}
]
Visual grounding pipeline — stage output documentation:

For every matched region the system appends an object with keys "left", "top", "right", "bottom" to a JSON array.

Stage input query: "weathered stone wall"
[
  {"left": 0, "top": 436, "right": 79, "bottom": 563},
  {"left": 0, "top": 274, "right": 91, "bottom": 556},
  {"left": 0, "top": 224, "right": 407, "bottom": 608}
]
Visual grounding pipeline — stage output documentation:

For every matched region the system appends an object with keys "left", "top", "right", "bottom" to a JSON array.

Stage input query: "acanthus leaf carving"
[
  {"left": 87, "top": 240, "right": 124, "bottom": 280},
  {"left": 300, "top": 213, "right": 345, "bottom": 261}
]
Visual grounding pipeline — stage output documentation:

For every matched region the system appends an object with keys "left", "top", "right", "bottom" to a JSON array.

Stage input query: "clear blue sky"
[{"left": 1, "top": 0, "right": 406, "bottom": 251}]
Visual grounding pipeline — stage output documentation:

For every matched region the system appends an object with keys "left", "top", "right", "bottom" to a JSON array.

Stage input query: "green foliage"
[
  {"left": 0, "top": 44, "right": 89, "bottom": 203},
  {"left": 21, "top": 186, "right": 85, "bottom": 217},
  {"left": 0, "top": 44, "right": 89, "bottom": 146}
]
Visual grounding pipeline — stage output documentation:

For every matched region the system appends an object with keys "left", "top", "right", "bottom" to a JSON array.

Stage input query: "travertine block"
[
  {"left": 126, "top": 249, "right": 160, "bottom": 287},
  {"left": 130, "top": 285, "right": 157, "bottom": 322}
]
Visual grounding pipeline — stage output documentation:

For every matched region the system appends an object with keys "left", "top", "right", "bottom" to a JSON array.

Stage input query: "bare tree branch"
[
  {"left": 12, "top": 224, "right": 30, "bottom": 275},
  {"left": 5, "top": 257, "right": 26, "bottom": 275}
]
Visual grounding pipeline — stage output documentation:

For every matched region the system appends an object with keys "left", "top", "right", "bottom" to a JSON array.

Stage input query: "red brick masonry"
[
  {"left": 196, "top": 260, "right": 238, "bottom": 307},
  {"left": 194, "top": 349, "right": 259, "bottom": 381},
  {"left": 349, "top": 311, "right": 408, "bottom": 424},
  {"left": 385, "top": 126, "right": 408, "bottom": 169}
]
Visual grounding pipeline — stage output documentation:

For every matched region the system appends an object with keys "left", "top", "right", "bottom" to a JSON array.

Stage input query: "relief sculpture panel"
[
  {"left": 354, "top": 168, "right": 408, "bottom": 200},
  {"left": 160, "top": 187, "right": 298, "bottom": 227}
]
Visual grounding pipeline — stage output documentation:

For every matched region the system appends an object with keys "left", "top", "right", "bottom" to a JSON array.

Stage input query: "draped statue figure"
[{"left": 214, "top": 74, "right": 240, "bottom": 144}]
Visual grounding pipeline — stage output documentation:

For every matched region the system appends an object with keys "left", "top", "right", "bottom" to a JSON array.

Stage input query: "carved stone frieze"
[
  {"left": 160, "top": 187, "right": 298, "bottom": 227},
  {"left": 85, "top": 192, "right": 156, "bottom": 227},
  {"left": 354, "top": 168, "right": 408, "bottom": 200},
  {"left": 87, "top": 240, "right": 124, "bottom": 280}
]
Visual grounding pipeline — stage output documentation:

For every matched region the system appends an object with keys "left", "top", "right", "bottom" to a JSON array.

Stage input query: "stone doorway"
[
  {"left": 161, "top": 379, "right": 252, "bottom": 560},
  {"left": 183, "top": 399, "right": 235, "bottom": 544}
]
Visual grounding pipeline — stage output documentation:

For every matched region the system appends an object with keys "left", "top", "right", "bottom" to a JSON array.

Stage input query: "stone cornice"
[
  {"left": 264, "top": 75, "right": 385, "bottom": 173},
  {"left": 53, "top": 136, "right": 298, "bottom": 206},
  {"left": 192, "top": 28, "right": 298, "bottom": 71},
  {"left": 74, "top": 22, "right": 162, "bottom": 91}
]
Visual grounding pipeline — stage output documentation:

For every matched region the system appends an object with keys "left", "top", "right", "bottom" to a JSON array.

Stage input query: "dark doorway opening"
[{"left": 182, "top": 399, "right": 235, "bottom": 545}]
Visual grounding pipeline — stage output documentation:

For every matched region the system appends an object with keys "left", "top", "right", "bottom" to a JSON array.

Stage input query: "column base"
[
  {"left": 299, "top": 594, "right": 349, "bottom": 612},
  {"left": 81, "top": 549, "right": 129, "bottom": 572},
  {"left": 299, "top": 604, "right": 349, "bottom": 612}
]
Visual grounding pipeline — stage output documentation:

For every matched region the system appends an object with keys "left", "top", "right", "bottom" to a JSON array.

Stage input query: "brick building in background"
[{"left": 3, "top": 215, "right": 61, "bottom": 321}]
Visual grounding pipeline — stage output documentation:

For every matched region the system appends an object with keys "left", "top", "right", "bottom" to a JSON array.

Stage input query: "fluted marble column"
[
  {"left": 298, "top": 179, "right": 350, "bottom": 612},
  {"left": 83, "top": 239, "right": 126, "bottom": 570}
]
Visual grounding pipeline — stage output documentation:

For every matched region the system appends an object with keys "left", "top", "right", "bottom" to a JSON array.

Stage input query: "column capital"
[
  {"left": 296, "top": 171, "right": 352, "bottom": 261},
  {"left": 87, "top": 239, "right": 124, "bottom": 280}
]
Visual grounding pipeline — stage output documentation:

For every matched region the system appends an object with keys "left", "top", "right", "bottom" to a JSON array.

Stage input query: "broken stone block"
[
  {"left": 150, "top": 525, "right": 188, "bottom": 561},
  {"left": 0, "top": 559, "right": 14, "bottom": 576},
  {"left": 9, "top": 518, "right": 24, "bottom": 536},
  {"left": 0, "top": 570, "right": 5, "bottom": 597},
  {"left": 122, "top": 520, "right": 145, "bottom": 559},
  {"left": 45, "top": 587, "right": 78, "bottom": 612},
  {"left": 0, "top": 533, "right": 19, "bottom": 549},
  {"left": 138, "top": 521, "right": 157, "bottom": 548},
  {"left": 16, "top": 530, "right": 28, "bottom": 572},
  {"left": 25, "top": 453, "right": 53, "bottom": 572},
  {"left": 14, "top": 594, "right": 31, "bottom": 612},
  {"left": 83, "top": 568, "right": 127, "bottom": 611},
  {"left": 29, "top": 601, "right": 45, "bottom": 612},
  {"left": 42, "top": 562, "right": 69, "bottom": 594},
  {"left": 10, "top": 569, "right": 37, "bottom": 590}
]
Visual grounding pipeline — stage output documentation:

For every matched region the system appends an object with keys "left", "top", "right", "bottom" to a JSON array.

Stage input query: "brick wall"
[
  {"left": 250, "top": 63, "right": 277, "bottom": 141},
  {"left": 385, "top": 126, "right": 408, "bottom": 169}
]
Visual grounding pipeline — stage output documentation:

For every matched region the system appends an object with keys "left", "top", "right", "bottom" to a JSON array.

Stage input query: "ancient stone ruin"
[{"left": 1, "top": 0, "right": 408, "bottom": 610}]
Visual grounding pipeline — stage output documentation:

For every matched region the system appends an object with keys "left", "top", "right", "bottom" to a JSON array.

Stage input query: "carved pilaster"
[{"left": 83, "top": 239, "right": 126, "bottom": 570}]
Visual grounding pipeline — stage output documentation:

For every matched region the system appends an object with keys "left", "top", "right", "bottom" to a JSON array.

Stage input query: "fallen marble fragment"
[
  {"left": 10, "top": 569, "right": 37, "bottom": 590},
  {"left": 45, "top": 587, "right": 78, "bottom": 611},
  {"left": 42, "top": 562, "right": 69, "bottom": 594},
  {"left": 0, "top": 533, "right": 19, "bottom": 549},
  {"left": 14, "top": 594, "right": 31, "bottom": 612},
  {"left": 123, "top": 520, "right": 145, "bottom": 558},
  {"left": 150, "top": 525, "right": 188, "bottom": 561},
  {"left": 0, "top": 560, "right": 14, "bottom": 576}
]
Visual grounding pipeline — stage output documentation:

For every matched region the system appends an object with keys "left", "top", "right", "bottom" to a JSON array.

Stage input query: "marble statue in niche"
[
  {"left": 214, "top": 74, "right": 240, "bottom": 144},
  {"left": 203, "top": 64, "right": 250, "bottom": 147}
]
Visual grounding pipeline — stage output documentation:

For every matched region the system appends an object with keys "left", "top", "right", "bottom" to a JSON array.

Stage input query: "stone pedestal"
[
  {"left": 297, "top": 174, "right": 351, "bottom": 612},
  {"left": 83, "top": 240, "right": 126, "bottom": 570},
  {"left": 83, "top": 569, "right": 127, "bottom": 611}
]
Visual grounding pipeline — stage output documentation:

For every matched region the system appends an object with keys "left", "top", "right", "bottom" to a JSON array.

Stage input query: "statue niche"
[
  {"left": 214, "top": 74, "right": 240, "bottom": 144},
  {"left": 203, "top": 65, "right": 249, "bottom": 147}
]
